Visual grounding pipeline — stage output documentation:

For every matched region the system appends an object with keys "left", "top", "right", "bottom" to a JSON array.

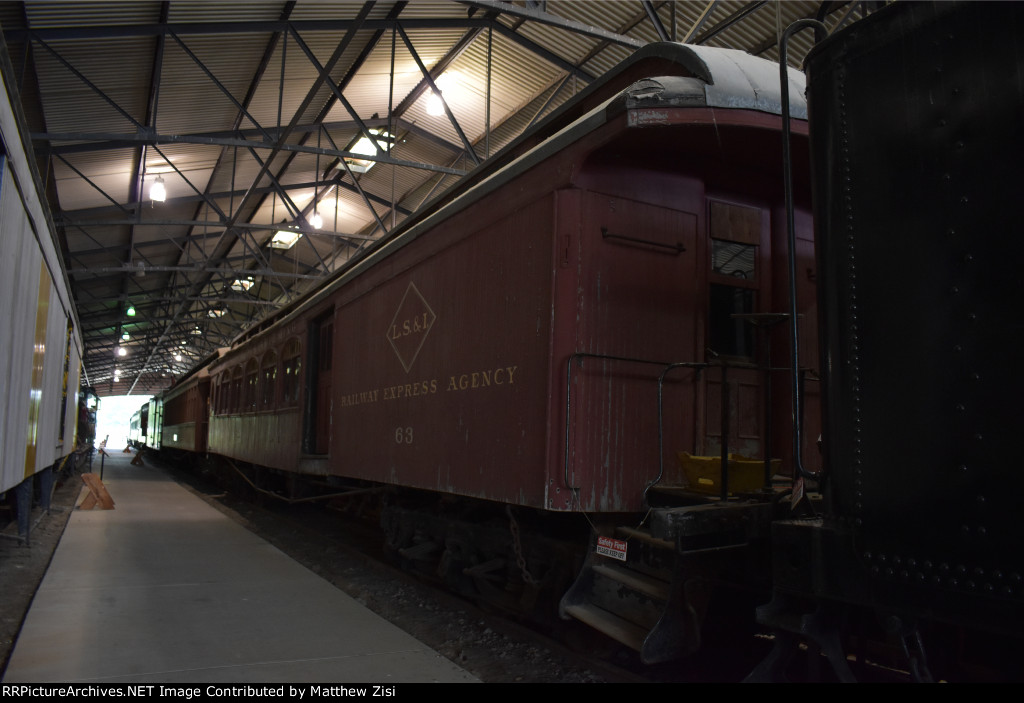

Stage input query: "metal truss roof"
[{"left": 0, "top": 0, "right": 877, "bottom": 397}]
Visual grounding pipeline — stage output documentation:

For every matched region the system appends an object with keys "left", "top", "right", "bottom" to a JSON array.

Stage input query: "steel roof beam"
[
  {"left": 6, "top": 18, "right": 494, "bottom": 42},
  {"left": 34, "top": 130, "right": 470, "bottom": 177},
  {"left": 459, "top": 2, "right": 644, "bottom": 49},
  {"left": 641, "top": 1, "right": 671, "bottom": 41},
  {"left": 693, "top": 1, "right": 768, "bottom": 45},
  {"left": 682, "top": 2, "right": 720, "bottom": 43},
  {"left": 398, "top": 23, "right": 479, "bottom": 166}
]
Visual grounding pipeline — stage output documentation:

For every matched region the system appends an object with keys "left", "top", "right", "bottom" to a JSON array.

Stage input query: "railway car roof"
[{"left": 0, "top": 1, "right": 871, "bottom": 395}]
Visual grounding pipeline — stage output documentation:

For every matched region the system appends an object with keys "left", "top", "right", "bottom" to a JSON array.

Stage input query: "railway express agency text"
[{"left": 1, "top": 685, "right": 398, "bottom": 699}]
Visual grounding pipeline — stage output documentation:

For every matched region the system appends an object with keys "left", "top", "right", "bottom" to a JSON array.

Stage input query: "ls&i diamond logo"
[{"left": 386, "top": 282, "right": 436, "bottom": 373}]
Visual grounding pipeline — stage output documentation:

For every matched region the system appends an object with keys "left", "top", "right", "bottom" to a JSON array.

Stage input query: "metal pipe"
[{"left": 779, "top": 19, "right": 826, "bottom": 481}]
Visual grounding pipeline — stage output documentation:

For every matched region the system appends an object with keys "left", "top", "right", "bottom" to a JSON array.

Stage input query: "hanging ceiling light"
[
  {"left": 150, "top": 175, "right": 166, "bottom": 202},
  {"left": 310, "top": 211, "right": 323, "bottom": 229},
  {"left": 121, "top": 332, "right": 130, "bottom": 341},
  {"left": 117, "top": 346, "right": 127, "bottom": 357},
  {"left": 426, "top": 72, "right": 458, "bottom": 117},
  {"left": 126, "top": 305, "right": 136, "bottom": 317}
]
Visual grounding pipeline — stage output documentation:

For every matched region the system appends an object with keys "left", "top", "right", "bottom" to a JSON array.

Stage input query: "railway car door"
[
  {"left": 303, "top": 310, "right": 334, "bottom": 455},
  {"left": 703, "top": 200, "right": 769, "bottom": 461}
]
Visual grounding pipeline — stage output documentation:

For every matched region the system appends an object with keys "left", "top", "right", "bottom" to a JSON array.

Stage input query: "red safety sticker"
[{"left": 596, "top": 536, "right": 628, "bottom": 561}]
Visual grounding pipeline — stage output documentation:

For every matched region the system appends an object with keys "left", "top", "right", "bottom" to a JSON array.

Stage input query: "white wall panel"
[{"left": 1, "top": 60, "right": 83, "bottom": 495}]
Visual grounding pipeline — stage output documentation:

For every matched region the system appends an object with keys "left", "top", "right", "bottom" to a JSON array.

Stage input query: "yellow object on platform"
[{"left": 676, "top": 452, "right": 779, "bottom": 495}]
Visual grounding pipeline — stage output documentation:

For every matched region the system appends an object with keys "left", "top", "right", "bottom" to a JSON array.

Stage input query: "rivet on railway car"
[
  {"left": 967, "top": 581, "right": 977, "bottom": 591},
  {"left": 871, "top": 565, "right": 880, "bottom": 575},
  {"left": 956, "top": 564, "right": 967, "bottom": 574},
  {"left": 947, "top": 228, "right": 956, "bottom": 236},
  {"left": 959, "top": 464, "right": 968, "bottom": 472},
  {"left": 884, "top": 568, "right": 894, "bottom": 578},
  {"left": 975, "top": 567, "right": 985, "bottom": 577},
  {"left": 994, "top": 570, "right": 1004, "bottom": 581},
  {"left": 908, "top": 558, "right": 917, "bottom": 568},
  {"left": 955, "top": 403, "right": 966, "bottom": 413},
  {"left": 1013, "top": 573, "right": 1023, "bottom": 583},
  {"left": 1002, "top": 586, "right": 1013, "bottom": 596},
  {"left": 878, "top": 553, "right": 887, "bottom": 563},
  {"left": 961, "top": 524, "right": 971, "bottom": 534},
  {"left": 916, "top": 573, "right": 926, "bottom": 583},
  {"left": 892, "top": 555, "right": 902, "bottom": 566},
  {"left": 923, "top": 560, "right": 933, "bottom": 571},
  {"left": 977, "top": 526, "right": 987, "bottom": 536},
  {"left": 963, "top": 253, "right": 973, "bottom": 262},
  {"left": 970, "top": 372, "right": 980, "bottom": 381},
  {"left": 985, "top": 583, "right": 994, "bottom": 593},
  {"left": 976, "top": 494, "right": 985, "bottom": 504},
  {"left": 960, "top": 195, "right": 968, "bottom": 204},
  {"left": 967, "top": 312, "right": 977, "bottom": 322},
  {"left": 900, "top": 570, "right": 910, "bottom": 581},
  {"left": 855, "top": 518, "right": 862, "bottom": 526},
  {"left": 950, "top": 286, "right": 960, "bottom": 294},
  {"left": 949, "top": 578, "right": 959, "bottom": 588},
  {"left": 863, "top": 551, "right": 873, "bottom": 560},
  {"left": 974, "top": 433, "right": 983, "bottom": 441},
  {"left": 953, "top": 344, "right": 963, "bottom": 353}
]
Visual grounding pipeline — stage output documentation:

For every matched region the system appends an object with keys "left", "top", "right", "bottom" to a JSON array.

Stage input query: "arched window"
[
  {"left": 281, "top": 338, "right": 302, "bottom": 407},
  {"left": 261, "top": 350, "right": 277, "bottom": 409},
  {"left": 231, "top": 365, "right": 243, "bottom": 413},
  {"left": 245, "top": 358, "right": 259, "bottom": 411}
]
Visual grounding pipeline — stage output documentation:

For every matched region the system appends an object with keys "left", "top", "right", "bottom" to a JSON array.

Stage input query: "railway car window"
[
  {"left": 281, "top": 338, "right": 302, "bottom": 407},
  {"left": 231, "top": 366, "right": 243, "bottom": 413},
  {"left": 709, "top": 284, "right": 755, "bottom": 357},
  {"left": 245, "top": 358, "right": 258, "bottom": 411},
  {"left": 217, "top": 372, "right": 229, "bottom": 414},
  {"left": 711, "top": 240, "right": 756, "bottom": 278},
  {"left": 262, "top": 351, "right": 277, "bottom": 408},
  {"left": 707, "top": 201, "right": 763, "bottom": 360}
]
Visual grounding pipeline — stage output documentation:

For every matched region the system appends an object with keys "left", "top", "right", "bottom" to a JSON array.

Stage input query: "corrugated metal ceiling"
[{"left": 0, "top": 0, "right": 876, "bottom": 397}]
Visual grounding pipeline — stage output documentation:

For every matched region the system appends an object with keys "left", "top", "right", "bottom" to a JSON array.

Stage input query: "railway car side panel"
[
  {"left": 327, "top": 193, "right": 557, "bottom": 507},
  {"left": 0, "top": 161, "right": 81, "bottom": 491},
  {"left": 163, "top": 375, "right": 210, "bottom": 454},
  {"left": 560, "top": 186, "right": 702, "bottom": 511}
]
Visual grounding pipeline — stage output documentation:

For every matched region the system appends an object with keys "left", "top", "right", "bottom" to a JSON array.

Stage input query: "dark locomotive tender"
[
  {"left": 753, "top": 0, "right": 1024, "bottom": 681},
  {"left": 133, "top": 1, "right": 1024, "bottom": 679}
]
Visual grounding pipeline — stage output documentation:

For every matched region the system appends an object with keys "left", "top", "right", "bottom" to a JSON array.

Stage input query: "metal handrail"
[{"left": 563, "top": 352, "right": 681, "bottom": 491}]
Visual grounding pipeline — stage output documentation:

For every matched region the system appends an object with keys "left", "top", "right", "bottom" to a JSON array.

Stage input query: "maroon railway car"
[
  {"left": 161, "top": 368, "right": 211, "bottom": 454},
  {"left": 204, "top": 42, "right": 817, "bottom": 516}
]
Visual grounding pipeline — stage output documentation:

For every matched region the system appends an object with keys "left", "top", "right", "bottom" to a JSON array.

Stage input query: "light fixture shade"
[
  {"left": 310, "top": 211, "right": 323, "bottom": 229},
  {"left": 126, "top": 305, "right": 136, "bottom": 316},
  {"left": 150, "top": 175, "right": 166, "bottom": 202},
  {"left": 117, "top": 347, "right": 127, "bottom": 357}
]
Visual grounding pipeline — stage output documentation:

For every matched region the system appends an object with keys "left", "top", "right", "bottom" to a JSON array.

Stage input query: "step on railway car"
[
  {"left": 0, "top": 44, "right": 84, "bottom": 541},
  {"left": 137, "top": 0, "right": 1024, "bottom": 680}
]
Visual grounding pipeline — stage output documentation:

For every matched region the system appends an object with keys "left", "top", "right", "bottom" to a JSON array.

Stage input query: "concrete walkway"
[{"left": 2, "top": 452, "right": 477, "bottom": 683}]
